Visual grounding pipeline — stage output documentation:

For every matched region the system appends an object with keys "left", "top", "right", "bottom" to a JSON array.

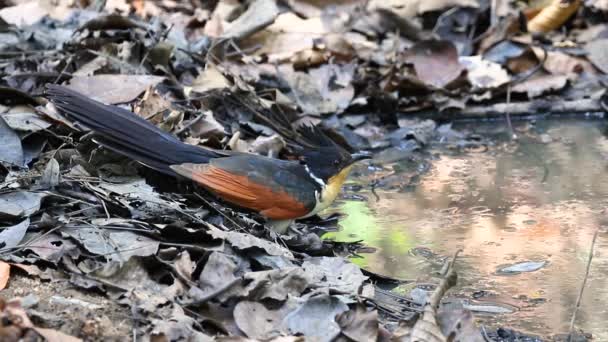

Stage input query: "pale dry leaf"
[
  {"left": 222, "top": 0, "right": 280, "bottom": 40},
  {"left": 585, "top": 39, "right": 608, "bottom": 74},
  {"left": 589, "top": 0, "right": 608, "bottom": 10},
  {"left": 73, "top": 56, "right": 109, "bottom": 76},
  {"left": 188, "top": 111, "right": 226, "bottom": 139},
  {"left": 188, "top": 64, "right": 231, "bottom": 95},
  {"left": 67, "top": 75, "right": 165, "bottom": 104},
  {"left": 1, "top": 105, "right": 52, "bottom": 132},
  {"left": 368, "top": 0, "right": 479, "bottom": 18},
  {"left": 0, "top": 219, "right": 30, "bottom": 249},
  {"left": 203, "top": 0, "right": 241, "bottom": 37},
  {"left": 39, "top": 158, "right": 60, "bottom": 189},
  {"left": 459, "top": 56, "right": 510, "bottom": 89},
  {"left": 34, "top": 327, "right": 82, "bottom": 342},
  {"left": 284, "top": 295, "right": 349, "bottom": 341},
  {"left": 234, "top": 301, "right": 283, "bottom": 339},
  {"left": 0, "top": 0, "right": 73, "bottom": 27},
  {"left": 0, "top": 117, "right": 23, "bottom": 167},
  {"left": 0, "top": 192, "right": 46, "bottom": 217},
  {"left": 240, "top": 13, "right": 327, "bottom": 62}
]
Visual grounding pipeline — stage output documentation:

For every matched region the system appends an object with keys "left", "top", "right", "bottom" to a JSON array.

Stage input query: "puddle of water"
[{"left": 327, "top": 119, "right": 608, "bottom": 338}]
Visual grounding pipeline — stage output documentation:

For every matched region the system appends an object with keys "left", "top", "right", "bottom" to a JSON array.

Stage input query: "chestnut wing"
[{"left": 171, "top": 155, "right": 319, "bottom": 220}]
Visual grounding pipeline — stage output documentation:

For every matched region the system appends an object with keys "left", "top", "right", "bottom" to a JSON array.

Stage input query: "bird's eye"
[
  {"left": 334, "top": 160, "right": 340, "bottom": 165},
  {"left": 299, "top": 159, "right": 307, "bottom": 165}
]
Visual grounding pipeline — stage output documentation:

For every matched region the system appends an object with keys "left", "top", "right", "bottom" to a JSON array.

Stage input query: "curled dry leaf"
[
  {"left": 0, "top": 261, "right": 10, "bottom": 290},
  {"left": 336, "top": 304, "right": 379, "bottom": 342},
  {"left": 527, "top": 0, "right": 581, "bottom": 33},
  {"left": 404, "top": 40, "right": 464, "bottom": 88},
  {"left": 459, "top": 56, "right": 510, "bottom": 90}
]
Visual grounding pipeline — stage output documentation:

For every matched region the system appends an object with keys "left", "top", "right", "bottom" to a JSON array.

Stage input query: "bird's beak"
[{"left": 350, "top": 151, "right": 372, "bottom": 163}]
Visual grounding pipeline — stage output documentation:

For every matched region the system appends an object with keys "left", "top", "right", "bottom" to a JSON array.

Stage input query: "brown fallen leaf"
[
  {"left": 239, "top": 12, "right": 328, "bottom": 62},
  {"left": 336, "top": 303, "right": 378, "bottom": 342},
  {"left": 531, "top": 47, "right": 597, "bottom": 75},
  {"left": 134, "top": 87, "right": 173, "bottom": 124},
  {"left": 404, "top": 40, "right": 464, "bottom": 88},
  {"left": 67, "top": 75, "right": 165, "bottom": 104},
  {"left": 186, "top": 64, "right": 232, "bottom": 95},
  {"left": 0, "top": 262, "right": 9, "bottom": 290},
  {"left": 511, "top": 72, "right": 569, "bottom": 97}
]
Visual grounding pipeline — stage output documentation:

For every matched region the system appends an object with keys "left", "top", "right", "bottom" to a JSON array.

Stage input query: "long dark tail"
[{"left": 45, "top": 84, "right": 221, "bottom": 175}]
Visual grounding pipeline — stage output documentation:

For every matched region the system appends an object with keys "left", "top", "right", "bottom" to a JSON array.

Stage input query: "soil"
[{"left": 2, "top": 272, "right": 132, "bottom": 341}]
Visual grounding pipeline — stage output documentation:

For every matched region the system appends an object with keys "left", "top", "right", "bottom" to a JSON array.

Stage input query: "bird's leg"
[{"left": 266, "top": 219, "right": 294, "bottom": 234}]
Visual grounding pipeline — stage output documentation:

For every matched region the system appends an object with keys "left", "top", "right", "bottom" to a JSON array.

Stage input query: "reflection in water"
[{"left": 327, "top": 120, "right": 608, "bottom": 338}]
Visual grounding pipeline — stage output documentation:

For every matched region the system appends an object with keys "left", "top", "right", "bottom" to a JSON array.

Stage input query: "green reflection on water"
[{"left": 324, "top": 199, "right": 415, "bottom": 270}]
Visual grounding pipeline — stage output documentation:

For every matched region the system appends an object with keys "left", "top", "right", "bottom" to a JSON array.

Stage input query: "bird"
[{"left": 45, "top": 84, "right": 371, "bottom": 233}]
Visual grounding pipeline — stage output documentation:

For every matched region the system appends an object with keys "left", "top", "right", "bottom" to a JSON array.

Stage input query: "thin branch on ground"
[{"left": 568, "top": 230, "right": 599, "bottom": 342}]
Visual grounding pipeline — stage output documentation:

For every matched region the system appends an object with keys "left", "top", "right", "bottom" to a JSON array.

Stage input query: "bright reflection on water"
[{"left": 327, "top": 120, "right": 608, "bottom": 338}]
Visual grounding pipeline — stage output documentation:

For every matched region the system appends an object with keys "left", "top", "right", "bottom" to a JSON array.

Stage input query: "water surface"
[{"left": 329, "top": 119, "right": 608, "bottom": 338}]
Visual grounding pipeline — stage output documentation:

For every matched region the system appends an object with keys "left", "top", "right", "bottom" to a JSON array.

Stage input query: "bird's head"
[{"left": 293, "top": 126, "right": 371, "bottom": 185}]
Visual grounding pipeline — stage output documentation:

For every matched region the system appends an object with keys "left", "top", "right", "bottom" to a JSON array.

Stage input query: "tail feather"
[{"left": 45, "top": 84, "right": 220, "bottom": 174}]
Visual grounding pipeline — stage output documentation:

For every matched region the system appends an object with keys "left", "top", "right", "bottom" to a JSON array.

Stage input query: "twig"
[
  {"left": 432, "top": 7, "right": 459, "bottom": 36},
  {"left": 430, "top": 249, "right": 462, "bottom": 308},
  {"left": 54, "top": 55, "right": 73, "bottom": 84},
  {"left": 174, "top": 112, "right": 205, "bottom": 135},
  {"left": 193, "top": 193, "right": 247, "bottom": 232},
  {"left": 568, "top": 230, "right": 599, "bottom": 341},
  {"left": 182, "top": 277, "right": 242, "bottom": 306}
]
